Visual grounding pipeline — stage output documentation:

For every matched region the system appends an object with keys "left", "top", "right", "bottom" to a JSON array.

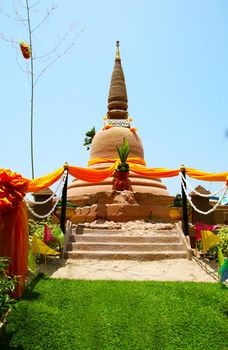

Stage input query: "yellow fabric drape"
[
  {"left": 27, "top": 167, "right": 64, "bottom": 192},
  {"left": 32, "top": 235, "right": 60, "bottom": 256},
  {"left": 129, "top": 163, "right": 180, "bottom": 178},
  {"left": 186, "top": 168, "right": 228, "bottom": 182},
  {"left": 200, "top": 230, "right": 222, "bottom": 253},
  {"left": 88, "top": 157, "right": 146, "bottom": 166},
  {"left": 68, "top": 162, "right": 117, "bottom": 182}
]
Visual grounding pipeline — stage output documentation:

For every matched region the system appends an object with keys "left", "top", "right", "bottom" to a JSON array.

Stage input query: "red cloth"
[
  {"left": 43, "top": 224, "right": 57, "bottom": 243},
  {"left": 195, "top": 222, "right": 218, "bottom": 241}
]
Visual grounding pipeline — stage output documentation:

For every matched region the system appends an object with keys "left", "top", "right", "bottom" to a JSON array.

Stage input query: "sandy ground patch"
[{"left": 38, "top": 257, "right": 218, "bottom": 283}]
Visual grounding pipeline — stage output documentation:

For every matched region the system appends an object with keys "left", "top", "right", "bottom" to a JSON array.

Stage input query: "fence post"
[
  {"left": 180, "top": 164, "right": 189, "bottom": 236},
  {"left": 60, "top": 163, "right": 69, "bottom": 234}
]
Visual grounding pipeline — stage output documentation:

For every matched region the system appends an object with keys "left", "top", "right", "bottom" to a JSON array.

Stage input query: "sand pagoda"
[{"left": 67, "top": 42, "right": 172, "bottom": 222}]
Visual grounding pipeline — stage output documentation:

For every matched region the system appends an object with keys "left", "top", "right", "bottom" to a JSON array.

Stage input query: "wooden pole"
[
  {"left": 60, "top": 163, "right": 68, "bottom": 234},
  {"left": 180, "top": 165, "right": 189, "bottom": 236}
]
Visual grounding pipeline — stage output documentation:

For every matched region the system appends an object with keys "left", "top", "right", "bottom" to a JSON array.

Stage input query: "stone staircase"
[{"left": 64, "top": 224, "right": 190, "bottom": 261}]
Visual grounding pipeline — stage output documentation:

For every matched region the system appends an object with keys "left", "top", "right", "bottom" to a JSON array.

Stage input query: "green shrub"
[
  {"left": 56, "top": 200, "right": 77, "bottom": 208},
  {"left": 169, "top": 194, "right": 183, "bottom": 207},
  {"left": 217, "top": 226, "right": 228, "bottom": 256},
  {"left": 0, "top": 257, "right": 18, "bottom": 320},
  {"left": 28, "top": 218, "right": 64, "bottom": 248},
  {"left": 83, "top": 126, "right": 96, "bottom": 150}
]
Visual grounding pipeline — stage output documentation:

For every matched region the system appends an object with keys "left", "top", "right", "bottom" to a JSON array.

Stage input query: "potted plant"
[
  {"left": 168, "top": 194, "right": 183, "bottom": 221},
  {"left": 113, "top": 137, "right": 132, "bottom": 191}
]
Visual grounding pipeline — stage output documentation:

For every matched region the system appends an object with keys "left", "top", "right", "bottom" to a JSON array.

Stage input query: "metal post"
[
  {"left": 60, "top": 163, "right": 68, "bottom": 234},
  {"left": 180, "top": 165, "right": 189, "bottom": 236}
]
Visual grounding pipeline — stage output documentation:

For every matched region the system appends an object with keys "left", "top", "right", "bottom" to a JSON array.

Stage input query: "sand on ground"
[{"left": 39, "top": 257, "right": 218, "bottom": 283}]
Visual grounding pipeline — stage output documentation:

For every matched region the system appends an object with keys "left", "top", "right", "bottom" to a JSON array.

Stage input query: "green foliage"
[
  {"left": 1, "top": 279, "right": 228, "bottom": 349},
  {"left": 196, "top": 226, "right": 228, "bottom": 259},
  {"left": 169, "top": 194, "right": 183, "bottom": 207},
  {"left": 56, "top": 200, "right": 76, "bottom": 208},
  {"left": 28, "top": 219, "right": 63, "bottom": 273},
  {"left": 217, "top": 226, "right": 228, "bottom": 256},
  {"left": 0, "top": 257, "right": 18, "bottom": 320},
  {"left": 28, "top": 218, "right": 64, "bottom": 249},
  {"left": 116, "top": 137, "right": 130, "bottom": 172},
  {"left": 83, "top": 126, "right": 96, "bottom": 150}
]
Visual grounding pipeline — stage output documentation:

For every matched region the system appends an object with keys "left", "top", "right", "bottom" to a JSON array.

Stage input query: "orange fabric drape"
[
  {"left": 68, "top": 162, "right": 117, "bottom": 182},
  {"left": 129, "top": 163, "right": 180, "bottom": 178},
  {"left": 0, "top": 169, "right": 30, "bottom": 298},
  {"left": 186, "top": 168, "right": 228, "bottom": 182},
  {"left": 88, "top": 157, "right": 146, "bottom": 166},
  {"left": 0, "top": 202, "right": 28, "bottom": 299},
  {"left": 27, "top": 167, "right": 64, "bottom": 192},
  {"left": 0, "top": 169, "right": 29, "bottom": 209}
]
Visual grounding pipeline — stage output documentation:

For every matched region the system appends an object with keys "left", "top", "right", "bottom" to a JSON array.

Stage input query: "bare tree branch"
[
  {"left": 29, "top": 0, "right": 41, "bottom": 9},
  {"left": 0, "top": 0, "right": 83, "bottom": 178},
  {"left": 0, "top": 5, "right": 26, "bottom": 22},
  {"left": 34, "top": 28, "right": 84, "bottom": 86},
  {"left": 31, "top": 4, "right": 56, "bottom": 32},
  {"left": 0, "top": 32, "right": 19, "bottom": 45},
  {"left": 35, "top": 25, "right": 74, "bottom": 59},
  {"left": 17, "top": 0, "right": 27, "bottom": 8}
]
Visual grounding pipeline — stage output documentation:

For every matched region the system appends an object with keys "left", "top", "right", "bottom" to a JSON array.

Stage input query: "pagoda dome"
[{"left": 90, "top": 127, "right": 144, "bottom": 162}]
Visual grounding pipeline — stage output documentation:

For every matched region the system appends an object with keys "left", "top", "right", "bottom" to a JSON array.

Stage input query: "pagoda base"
[{"left": 67, "top": 190, "right": 174, "bottom": 223}]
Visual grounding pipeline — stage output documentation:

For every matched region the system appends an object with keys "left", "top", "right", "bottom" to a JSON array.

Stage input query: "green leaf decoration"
[
  {"left": 116, "top": 137, "right": 131, "bottom": 167},
  {"left": 83, "top": 127, "right": 96, "bottom": 150}
]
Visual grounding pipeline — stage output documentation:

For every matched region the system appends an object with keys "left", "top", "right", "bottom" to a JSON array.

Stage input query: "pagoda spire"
[{"left": 107, "top": 41, "right": 128, "bottom": 119}]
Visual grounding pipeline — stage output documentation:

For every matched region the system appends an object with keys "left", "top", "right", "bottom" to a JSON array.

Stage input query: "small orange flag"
[{"left": 20, "top": 41, "right": 31, "bottom": 59}]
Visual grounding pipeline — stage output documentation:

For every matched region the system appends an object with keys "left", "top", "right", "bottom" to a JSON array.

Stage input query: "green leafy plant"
[
  {"left": 116, "top": 137, "right": 131, "bottom": 172},
  {"left": 0, "top": 257, "right": 18, "bottom": 320},
  {"left": 56, "top": 200, "right": 77, "bottom": 208},
  {"left": 217, "top": 226, "right": 228, "bottom": 256},
  {"left": 83, "top": 126, "right": 96, "bottom": 150},
  {"left": 28, "top": 218, "right": 64, "bottom": 249},
  {"left": 169, "top": 194, "right": 183, "bottom": 208}
]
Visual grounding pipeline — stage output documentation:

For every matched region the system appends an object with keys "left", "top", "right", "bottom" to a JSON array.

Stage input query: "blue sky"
[{"left": 1, "top": 0, "right": 228, "bottom": 195}]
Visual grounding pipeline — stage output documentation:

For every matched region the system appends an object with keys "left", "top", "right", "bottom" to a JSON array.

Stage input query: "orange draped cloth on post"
[
  {"left": 27, "top": 167, "right": 64, "bottom": 192},
  {"left": 0, "top": 170, "right": 29, "bottom": 298},
  {"left": 88, "top": 157, "right": 146, "bottom": 166},
  {"left": 129, "top": 163, "right": 180, "bottom": 178},
  {"left": 186, "top": 168, "right": 228, "bottom": 182},
  {"left": 68, "top": 162, "right": 117, "bottom": 182}
]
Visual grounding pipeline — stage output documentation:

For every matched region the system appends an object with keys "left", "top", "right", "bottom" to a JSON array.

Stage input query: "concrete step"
[
  {"left": 73, "top": 228, "right": 177, "bottom": 236},
  {"left": 67, "top": 242, "right": 184, "bottom": 252},
  {"left": 74, "top": 229, "right": 123, "bottom": 236},
  {"left": 69, "top": 234, "right": 180, "bottom": 244},
  {"left": 65, "top": 251, "right": 187, "bottom": 261}
]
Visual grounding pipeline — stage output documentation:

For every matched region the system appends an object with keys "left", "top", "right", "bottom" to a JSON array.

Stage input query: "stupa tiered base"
[{"left": 67, "top": 186, "right": 173, "bottom": 223}]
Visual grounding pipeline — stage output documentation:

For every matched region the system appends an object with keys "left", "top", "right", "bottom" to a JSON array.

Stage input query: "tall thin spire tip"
[{"left": 116, "top": 40, "right": 120, "bottom": 60}]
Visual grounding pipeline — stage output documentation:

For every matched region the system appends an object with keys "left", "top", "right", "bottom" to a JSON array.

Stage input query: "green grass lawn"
[{"left": 0, "top": 275, "right": 228, "bottom": 350}]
